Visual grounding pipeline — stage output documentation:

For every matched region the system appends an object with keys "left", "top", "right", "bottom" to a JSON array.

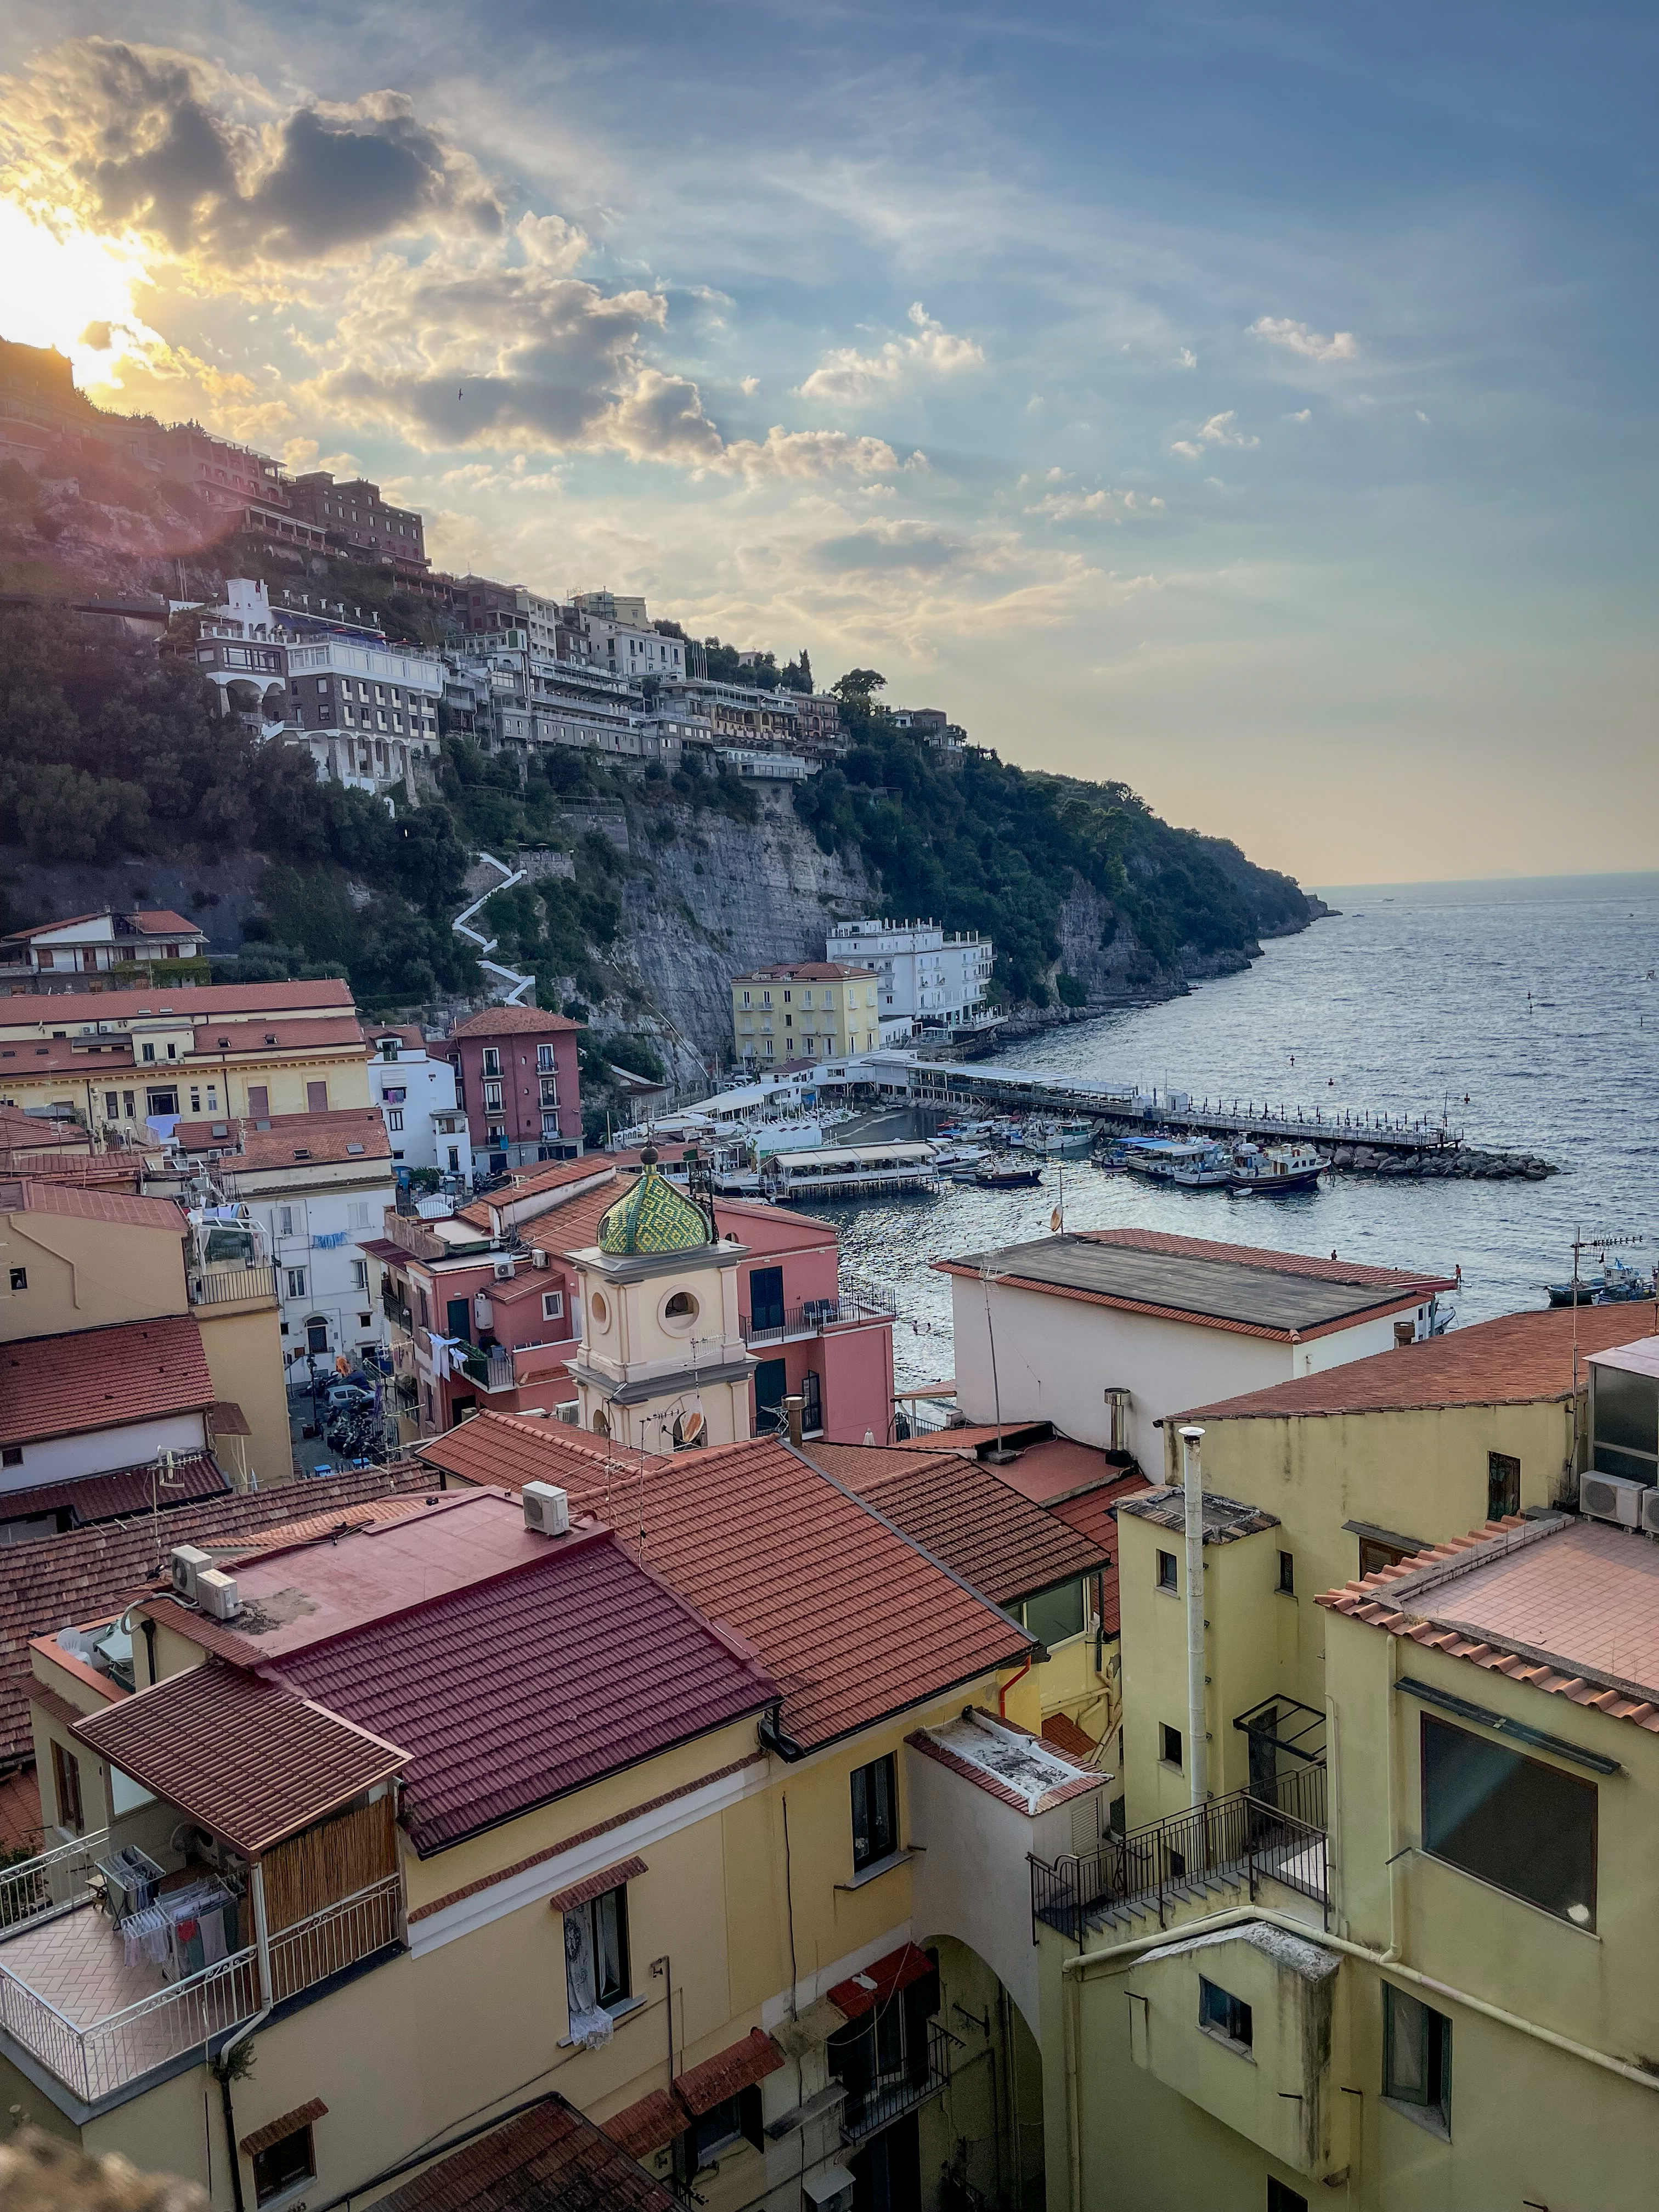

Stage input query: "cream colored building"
[{"left": 731, "top": 963, "right": 880, "bottom": 1066}]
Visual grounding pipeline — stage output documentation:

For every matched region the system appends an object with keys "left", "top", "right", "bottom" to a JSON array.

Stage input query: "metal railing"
[
  {"left": 1031, "top": 1767, "right": 1329, "bottom": 1946},
  {"left": 0, "top": 1861, "right": 404, "bottom": 2099},
  {"left": 188, "top": 1264, "right": 279, "bottom": 1307},
  {"left": 839, "top": 2019, "right": 953, "bottom": 2143},
  {"left": 458, "top": 1345, "right": 516, "bottom": 1391},
  {"left": 381, "top": 1286, "right": 413, "bottom": 1330},
  {"left": 741, "top": 1296, "right": 893, "bottom": 1347},
  {"left": 0, "top": 1830, "right": 109, "bottom": 1932}
]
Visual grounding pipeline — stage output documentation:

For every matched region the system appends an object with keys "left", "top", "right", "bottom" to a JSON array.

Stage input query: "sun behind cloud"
[{"left": 0, "top": 200, "right": 156, "bottom": 375}]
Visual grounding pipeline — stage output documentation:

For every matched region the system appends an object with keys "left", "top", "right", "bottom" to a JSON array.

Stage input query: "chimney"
[
  {"left": 1395, "top": 1319, "right": 1416, "bottom": 1348},
  {"left": 1178, "top": 1425, "right": 1207, "bottom": 1810},
  {"left": 783, "top": 1394, "right": 804, "bottom": 1447}
]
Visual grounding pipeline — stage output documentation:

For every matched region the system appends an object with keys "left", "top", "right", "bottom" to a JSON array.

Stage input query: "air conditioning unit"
[
  {"left": 532, "top": 1248, "right": 550, "bottom": 1270},
  {"left": 1580, "top": 1470, "right": 1647, "bottom": 1529},
  {"left": 1640, "top": 1486, "right": 1659, "bottom": 1540},
  {"left": 522, "top": 1481, "right": 569, "bottom": 1537},
  {"left": 171, "top": 1546, "right": 212, "bottom": 1604},
  {"left": 803, "top": 2167, "right": 856, "bottom": 2212},
  {"left": 493, "top": 1257, "right": 515, "bottom": 1282},
  {"left": 196, "top": 1568, "right": 241, "bottom": 1620},
  {"left": 552, "top": 1401, "right": 579, "bottom": 1426}
]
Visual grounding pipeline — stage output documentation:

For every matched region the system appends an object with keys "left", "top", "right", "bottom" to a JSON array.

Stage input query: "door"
[
  {"left": 754, "top": 1358, "right": 787, "bottom": 1433},
  {"left": 850, "top": 2112, "right": 920, "bottom": 2212},
  {"left": 247, "top": 1085, "right": 269, "bottom": 1118},
  {"left": 307, "top": 1080, "right": 329, "bottom": 1113},
  {"left": 306, "top": 1318, "right": 329, "bottom": 1354},
  {"left": 748, "top": 1265, "right": 785, "bottom": 1333},
  {"left": 446, "top": 1297, "right": 472, "bottom": 1345}
]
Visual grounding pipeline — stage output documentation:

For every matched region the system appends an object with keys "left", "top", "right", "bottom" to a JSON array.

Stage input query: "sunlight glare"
[{"left": 0, "top": 200, "right": 154, "bottom": 376}]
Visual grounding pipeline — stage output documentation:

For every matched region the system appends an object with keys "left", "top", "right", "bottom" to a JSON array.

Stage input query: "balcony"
[
  {"left": 1031, "top": 1767, "right": 1329, "bottom": 1946},
  {"left": 837, "top": 2019, "right": 955, "bottom": 2145},
  {"left": 740, "top": 1296, "right": 893, "bottom": 1348},
  {"left": 381, "top": 1285, "right": 414, "bottom": 1332},
  {"left": 457, "top": 1344, "right": 516, "bottom": 1392},
  {"left": 0, "top": 1833, "right": 401, "bottom": 2104},
  {"left": 188, "top": 1263, "right": 279, "bottom": 1308}
]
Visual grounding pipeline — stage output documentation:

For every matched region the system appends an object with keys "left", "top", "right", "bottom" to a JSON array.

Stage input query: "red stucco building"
[{"left": 445, "top": 1006, "right": 582, "bottom": 1170}]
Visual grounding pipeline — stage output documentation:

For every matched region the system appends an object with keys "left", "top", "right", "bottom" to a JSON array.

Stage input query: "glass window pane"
[
  {"left": 1024, "top": 1578, "right": 1086, "bottom": 1647},
  {"left": 1421, "top": 1715, "right": 1596, "bottom": 1925},
  {"left": 1384, "top": 1986, "right": 1426, "bottom": 2102},
  {"left": 1594, "top": 1367, "right": 1659, "bottom": 1456}
]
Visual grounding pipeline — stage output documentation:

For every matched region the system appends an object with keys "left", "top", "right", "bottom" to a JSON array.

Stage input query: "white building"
[
  {"left": 935, "top": 1228, "right": 1459, "bottom": 1474},
  {"left": 718, "top": 747, "right": 816, "bottom": 782},
  {"left": 826, "top": 916, "right": 994, "bottom": 1036},
  {"left": 569, "top": 592, "right": 686, "bottom": 685},
  {"left": 367, "top": 1026, "right": 473, "bottom": 1180}
]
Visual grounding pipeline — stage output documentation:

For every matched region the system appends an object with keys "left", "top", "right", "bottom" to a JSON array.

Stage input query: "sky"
[{"left": 1, "top": 1, "right": 1655, "bottom": 887}]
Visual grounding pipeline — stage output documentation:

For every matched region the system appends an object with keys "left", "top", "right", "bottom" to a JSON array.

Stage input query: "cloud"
[
  {"left": 1176, "top": 347, "right": 1197, "bottom": 369},
  {"left": 1025, "top": 487, "right": 1164, "bottom": 522},
  {"left": 1170, "top": 410, "right": 1258, "bottom": 459},
  {"left": 798, "top": 302, "right": 983, "bottom": 403},
  {"left": 1284, "top": 408, "right": 1312, "bottom": 423},
  {"left": 1, "top": 41, "right": 504, "bottom": 268},
  {"left": 740, "top": 375, "right": 760, "bottom": 397},
  {"left": 1415, "top": 409, "right": 1431, "bottom": 424},
  {"left": 1247, "top": 316, "right": 1359, "bottom": 363}
]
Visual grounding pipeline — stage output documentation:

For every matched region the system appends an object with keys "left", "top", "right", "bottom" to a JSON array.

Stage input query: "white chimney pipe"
[{"left": 1179, "top": 1424, "right": 1208, "bottom": 1808}]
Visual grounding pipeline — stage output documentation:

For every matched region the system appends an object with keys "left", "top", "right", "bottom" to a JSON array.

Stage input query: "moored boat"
[
  {"left": 1228, "top": 1139, "right": 1327, "bottom": 1194},
  {"left": 974, "top": 1159, "right": 1045, "bottom": 1189}
]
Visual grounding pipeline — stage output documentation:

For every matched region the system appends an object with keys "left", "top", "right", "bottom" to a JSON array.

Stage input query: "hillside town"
[{"left": 0, "top": 331, "right": 1655, "bottom": 2212}]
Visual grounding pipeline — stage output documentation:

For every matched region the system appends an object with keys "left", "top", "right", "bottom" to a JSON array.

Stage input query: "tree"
[{"left": 832, "top": 668, "right": 886, "bottom": 704}]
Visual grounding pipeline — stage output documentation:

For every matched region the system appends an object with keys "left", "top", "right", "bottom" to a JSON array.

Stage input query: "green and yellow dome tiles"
[{"left": 597, "top": 1156, "right": 713, "bottom": 1256}]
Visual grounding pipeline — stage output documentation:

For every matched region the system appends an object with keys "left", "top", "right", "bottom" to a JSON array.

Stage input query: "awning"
[
  {"left": 827, "top": 1942, "right": 933, "bottom": 2022},
  {"left": 548, "top": 1855, "right": 648, "bottom": 1916},
  {"left": 360, "top": 1238, "right": 412, "bottom": 1265},
  {"left": 602, "top": 2088, "right": 685, "bottom": 2160},
  {"left": 673, "top": 2027, "right": 785, "bottom": 2115},
  {"left": 242, "top": 2100, "right": 328, "bottom": 2157}
]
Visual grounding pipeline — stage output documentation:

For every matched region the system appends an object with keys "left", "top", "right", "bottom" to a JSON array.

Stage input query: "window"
[
  {"left": 252, "top": 2123, "right": 317, "bottom": 2205},
  {"left": 748, "top": 1265, "right": 785, "bottom": 1334},
  {"left": 52, "top": 1739, "right": 83, "bottom": 1833},
  {"left": 307, "top": 1080, "right": 329, "bottom": 1113},
  {"left": 278, "top": 1205, "right": 295, "bottom": 1237},
  {"left": 348, "top": 1202, "right": 373, "bottom": 1230},
  {"left": 387, "top": 1108, "right": 404, "bottom": 1132},
  {"left": 686, "top": 2089, "right": 764, "bottom": 2173},
  {"left": 541, "top": 1290, "right": 565, "bottom": 1323},
  {"left": 481, "top": 1047, "right": 501, "bottom": 1078},
  {"left": 8, "top": 1268, "right": 24, "bottom": 1293},
  {"left": 1266, "top": 2185, "right": 1308, "bottom": 2212},
  {"left": 1160, "top": 1723, "right": 1183, "bottom": 1770},
  {"left": 1359, "top": 1535, "right": 1416, "bottom": 1577},
  {"left": 537, "top": 1043, "right": 556, "bottom": 1070},
  {"left": 123, "top": 1092, "right": 135, "bottom": 1118},
  {"left": 1421, "top": 1713, "right": 1596, "bottom": 1925},
  {"left": 145, "top": 1087, "right": 179, "bottom": 1118},
  {"left": 247, "top": 1085, "right": 269, "bottom": 1118},
  {"left": 1023, "top": 1577, "right": 1085, "bottom": 1647},
  {"left": 105, "top": 1091, "right": 119, "bottom": 1119},
  {"left": 286, "top": 1268, "right": 307, "bottom": 1299},
  {"left": 1199, "top": 1976, "right": 1252, "bottom": 2051},
  {"left": 483, "top": 1081, "right": 504, "bottom": 1113},
  {"left": 539, "top": 1077, "right": 558, "bottom": 1107},
  {"left": 142, "top": 1042, "right": 155, "bottom": 1062},
  {"left": 1384, "top": 1984, "right": 1452, "bottom": 2135},
  {"left": 1487, "top": 1451, "right": 1521, "bottom": 1521},
  {"left": 563, "top": 1883, "right": 629, "bottom": 2033},
  {"left": 352, "top": 1260, "right": 368, "bottom": 1290},
  {"left": 1278, "top": 1550, "right": 1295, "bottom": 1595},
  {"left": 1156, "top": 1549, "right": 1178, "bottom": 1592},
  {"left": 850, "top": 1753, "right": 899, "bottom": 1871},
  {"left": 189, "top": 1089, "right": 201, "bottom": 1113},
  {"left": 1, "top": 1447, "right": 20, "bottom": 1469}
]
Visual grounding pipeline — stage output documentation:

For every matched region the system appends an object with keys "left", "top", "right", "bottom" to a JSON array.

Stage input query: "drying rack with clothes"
[{"left": 120, "top": 1879, "right": 239, "bottom": 1978}]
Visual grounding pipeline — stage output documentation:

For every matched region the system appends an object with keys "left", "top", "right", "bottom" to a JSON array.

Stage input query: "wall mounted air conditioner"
[
  {"left": 552, "top": 1401, "right": 579, "bottom": 1425},
  {"left": 493, "top": 1257, "right": 515, "bottom": 1282},
  {"left": 171, "top": 1546, "right": 212, "bottom": 1604},
  {"left": 1639, "top": 1486, "right": 1659, "bottom": 1540},
  {"left": 522, "top": 1481, "right": 569, "bottom": 1537},
  {"left": 197, "top": 1568, "right": 241, "bottom": 1620},
  {"left": 532, "top": 1248, "right": 550, "bottom": 1270},
  {"left": 1580, "top": 1470, "right": 1646, "bottom": 1529}
]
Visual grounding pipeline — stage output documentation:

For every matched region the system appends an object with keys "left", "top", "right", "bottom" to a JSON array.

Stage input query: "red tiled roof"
[
  {"left": 380, "top": 2097, "right": 676, "bottom": 2212},
  {"left": 827, "top": 1942, "right": 933, "bottom": 2021},
  {"left": 1178, "top": 1306, "right": 1659, "bottom": 1423},
  {"left": 522, "top": 1182, "right": 636, "bottom": 1260},
  {"left": 241, "top": 2101, "right": 328, "bottom": 2158},
  {"left": 674, "top": 2028, "right": 784, "bottom": 2115},
  {"left": 0, "top": 1766, "right": 42, "bottom": 1853},
  {"left": 131, "top": 911, "right": 197, "bottom": 936},
  {"left": 0, "top": 1180, "right": 185, "bottom": 1233},
  {"left": 0, "top": 1314, "right": 215, "bottom": 1447},
  {"left": 1042, "top": 1712, "right": 1100, "bottom": 1760},
  {"left": 74, "top": 1661, "right": 410, "bottom": 1855},
  {"left": 602, "top": 2090, "right": 685, "bottom": 2163},
  {"left": 1317, "top": 1513, "right": 1659, "bottom": 1731},
  {"left": 731, "top": 963, "right": 877, "bottom": 982},
  {"left": 454, "top": 1157, "right": 613, "bottom": 1227},
  {"left": 546, "top": 1854, "right": 648, "bottom": 1915},
  {"left": 807, "top": 1443, "right": 1107, "bottom": 1607},
  {"left": 0, "top": 1451, "right": 228, "bottom": 1527},
  {"left": 447, "top": 1006, "right": 580, "bottom": 1039},
  {"left": 187, "top": 1016, "right": 367, "bottom": 1054},
  {"left": 0, "top": 1107, "right": 92, "bottom": 1152},
  {"left": 0, "top": 1036, "right": 133, "bottom": 1073},
  {"left": 0, "top": 1463, "right": 441, "bottom": 1767},
  {"left": 0, "top": 980, "right": 354, "bottom": 1025},
  {"left": 268, "top": 1523, "right": 778, "bottom": 1854},
  {"left": 187, "top": 1107, "right": 392, "bottom": 1171},
  {"left": 891, "top": 1421, "right": 1052, "bottom": 1456},
  {"left": 415, "top": 1418, "right": 1032, "bottom": 1751},
  {"left": 1047, "top": 1472, "right": 1156, "bottom": 1633}
]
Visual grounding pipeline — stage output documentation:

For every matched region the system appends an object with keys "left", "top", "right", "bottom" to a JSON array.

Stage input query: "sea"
[{"left": 813, "top": 874, "right": 1659, "bottom": 1395}]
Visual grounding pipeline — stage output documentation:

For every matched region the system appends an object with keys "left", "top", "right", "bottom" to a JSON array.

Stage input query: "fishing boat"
[
  {"left": 1169, "top": 1141, "right": 1234, "bottom": 1189},
  {"left": 1122, "top": 1138, "right": 1216, "bottom": 1184},
  {"left": 1228, "top": 1139, "right": 1327, "bottom": 1194},
  {"left": 974, "top": 1158, "right": 1045, "bottom": 1190},
  {"left": 1599, "top": 1258, "right": 1655, "bottom": 1302},
  {"left": 1544, "top": 1274, "right": 1602, "bottom": 1307}
]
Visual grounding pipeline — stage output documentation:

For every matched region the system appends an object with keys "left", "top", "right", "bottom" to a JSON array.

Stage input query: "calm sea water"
[{"left": 816, "top": 874, "right": 1659, "bottom": 1393}]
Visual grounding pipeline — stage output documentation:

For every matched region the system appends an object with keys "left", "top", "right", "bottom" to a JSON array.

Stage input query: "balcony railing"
[
  {"left": 188, "top": 1264, "right": 278, "bottom": 1307},
  {"left": 839, "top": 2019, "right": 954, "bottom": 2143},
  {"left": 458, "top": 1345, "right": 516, "bottom": 1392},
  {"left": 381, "top": 1286, "right": 413, "bottom": 1331},
  {"left": 0, "top": 1859, "right": 404, "bottom": 2102},
  {"left": 740, "top": 1296, "right": 893, "bottom": 1347},
  {"left": 1031, "top": 1766, "right": 1329, "bottom": 1946}
]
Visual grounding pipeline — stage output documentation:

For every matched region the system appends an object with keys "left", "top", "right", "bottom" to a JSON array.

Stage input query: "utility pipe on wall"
[{"left": 1179, "top": 1424, "right": 1207, "bottom": 1807}]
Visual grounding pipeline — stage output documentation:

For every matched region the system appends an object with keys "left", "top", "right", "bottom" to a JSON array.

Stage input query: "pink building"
[
  {"left": 444, "top": 1006, "right": 582, "bottom": 1171},
  {"left": 372, "top": 1162, "right": 895, "bottom": 1446}
]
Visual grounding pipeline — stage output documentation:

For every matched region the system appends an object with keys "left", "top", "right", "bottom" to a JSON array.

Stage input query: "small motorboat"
[
  {"left": 975, "top": 1159, "right": 1045, "bottom": 1190},
  {"left": 1170, "top": 1142, "right": 1233, "bottom": 1189},
  {"left": 1544, "top": 1277, "right": 1602, "bottom": 1307},
  {"left": 1228, "top": 1139, "right": 1327, "bottom": 1194}
]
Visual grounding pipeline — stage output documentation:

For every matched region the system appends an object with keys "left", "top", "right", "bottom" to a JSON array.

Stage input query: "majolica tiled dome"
[{"left": 598, "top": 1151, "right": 712, "bottom": 1256}]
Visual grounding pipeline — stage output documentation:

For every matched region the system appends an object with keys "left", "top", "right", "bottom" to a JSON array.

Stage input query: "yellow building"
[
  {"left": 0, "top": 1176, "right": 289, "bottom": 1509},
  {"left": 730, "top": 962, "right": 880, "bottom": 1067},
  {"left": 0, "top": 979, "right": 371, "bottom": 1141}
]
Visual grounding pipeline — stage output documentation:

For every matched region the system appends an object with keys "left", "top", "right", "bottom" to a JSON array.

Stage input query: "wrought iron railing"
[
  {"left": 269, "top": 1875, "right": 402, "bottom": 2002},
  {"left": 0, "top": 1830, "right": 109, "bottom": 1932},
  {"left": 839, "top": 2019, "right": 953, "bottom": 2143},
  {"left": 188, "top": 1265, "right": 279, "bottom": 1307},
  {"left": 741, "top": 1297, "right": 892, "bottom": 1347},
  {"left": 381, "top": 1286, "right": 413, "bottom": 1331},
  {"left": 1031, "top": 1765, "right": 1329, "bottom": 1946},
  {"left": 458, "top": 1345, "right": 516, "bottom": 1391}
]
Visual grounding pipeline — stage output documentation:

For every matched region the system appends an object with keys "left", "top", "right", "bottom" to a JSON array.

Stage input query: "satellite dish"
[
  {"left": 681, "top": 1410, "right": 706, "bottom": 1444},
  {"left": 1050, "top": 1206, "right": 1063, "bottom": 1234}
]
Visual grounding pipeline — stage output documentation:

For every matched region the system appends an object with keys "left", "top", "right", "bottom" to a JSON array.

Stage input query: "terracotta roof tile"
[
  {"left": 1119, "top": 1485, "right": 1280, "bottom": 1543},
  {"left": 674, "top": 2028, "right": 785, "bottom": 2114},
  {"left": 74, "top": 1662, "right": 410, "bottom": 1855},
  {"left": 0, "top": 1181, "right": 184, "bottom": 1233},
  {"left": 1177, "top": 1306, "right": 1659, "bottom": 1423},
  {"left": 805, "top": 1443, "right": 1108, "bottom": 1607},
  {"left": 183, "top": 1017, "right": 368, "bottom": 1057},
  {"left": 176, "top": 1107, "right": 391, "bottom": 1171},
  {"left": 0, "top": 1314, "right": 214, "bottom": 1447},
  {"left": 602, "top": 2090, "right": 686, "bottom": 2163},
  {"left": 0, "top": 980, "right": 353, "bottom": 1026},
  {"left": 827, "top": 1942, "right": 933, "bottom": 2021},
  {"left": 131, "top": 911, "right": 197, "bottom": 936},
  {"left": 0, "top": 1450, "right": 228, "bottom": 1526},
  {"left": 1042, "top": 1712, "right": 1100, "bottom": 1759},
  {"left": 241, "top": 2101, "right": 328, "bottom": 2158},
  {"left": 546, "top": 1855, "right": 649, "bottom": 1915},
  {"left": 447, "top": 1007, "right": 580, "bottom": 1039},
  {"left": 381, "top": 2097, "right": 675, "bottom": 2212},
  {"left": 415, "top": 1419, "right": 1031, "bottom": 1750}
]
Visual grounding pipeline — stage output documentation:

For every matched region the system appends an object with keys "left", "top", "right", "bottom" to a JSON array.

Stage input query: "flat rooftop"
[
  {"left": 938, "top": 1227, "right": 1452, "bottom": 1342},
  {"left": 1321, "top": 1515, "right": 1659, "bottom": 1731},
  {"left": 910, "top": 1709, "right": 1103, "bottom": 1815}
]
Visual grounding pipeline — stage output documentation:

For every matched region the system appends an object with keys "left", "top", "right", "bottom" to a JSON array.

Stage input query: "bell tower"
[{"left": 566, "top": 1146, "right": 756, "bottom": 1453}]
